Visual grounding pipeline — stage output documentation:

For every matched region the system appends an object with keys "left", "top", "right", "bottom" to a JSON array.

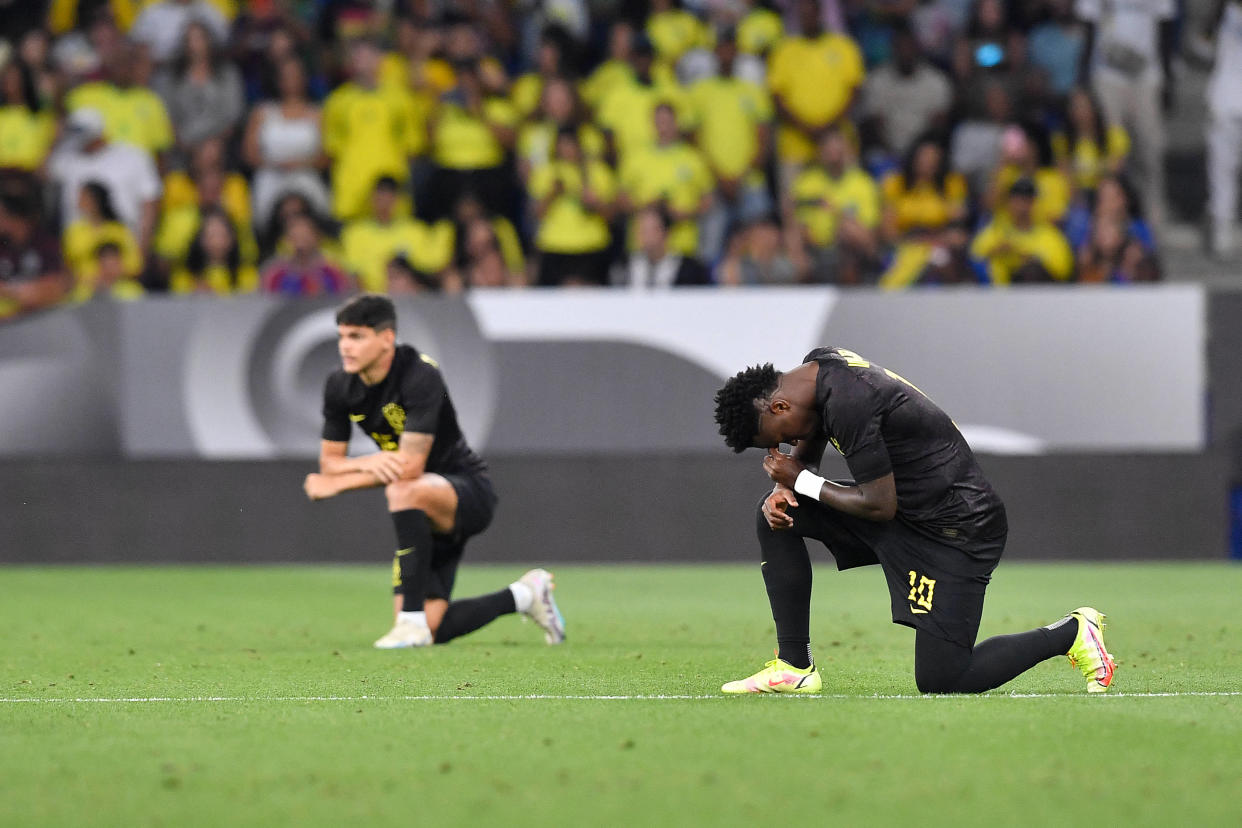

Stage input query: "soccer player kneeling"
[
  {"left": 304, "top": 294, "right": 565, "bottom": 648},
  {"left": 713, "top": 347, "right": 1114, "bottom": 694}
]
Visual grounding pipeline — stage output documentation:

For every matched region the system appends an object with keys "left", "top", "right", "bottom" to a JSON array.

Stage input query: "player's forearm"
[
  {"left": 322, "top": 469, "right": 383, "bottom": 493},
  {"left": 815, "top": 481, "right": 896, "bottom": 521},
  {"left": 791, "top": 471, "right": 897, "bottom": 522},
  {"left": 319, "top": 453, "right": 367, "bottom": 475}
]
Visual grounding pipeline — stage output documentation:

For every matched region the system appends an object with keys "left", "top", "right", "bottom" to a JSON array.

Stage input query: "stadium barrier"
[{"left": 2, "top": 285, "right": 1236, "bottom": 563}]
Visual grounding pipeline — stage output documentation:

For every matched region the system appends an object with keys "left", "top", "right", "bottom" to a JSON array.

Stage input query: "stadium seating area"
[{"left": 0, "top": 0, "right": 1194, "bottom": 322}]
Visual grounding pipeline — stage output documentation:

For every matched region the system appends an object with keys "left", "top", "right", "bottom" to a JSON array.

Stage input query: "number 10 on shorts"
[{"left": 907, "top": 571, "right": 936, "bottom": 613}]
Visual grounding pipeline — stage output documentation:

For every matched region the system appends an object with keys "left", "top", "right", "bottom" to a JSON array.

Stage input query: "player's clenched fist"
[
  {"left": 762, "top": 486, "right": 798, "bottom": 530},
  {"left": 762, "top": 447, "right": 805, "bottom": 489}
]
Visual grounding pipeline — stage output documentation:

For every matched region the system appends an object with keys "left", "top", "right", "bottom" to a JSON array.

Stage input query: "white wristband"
[{"left": 793, "top": 469, "right": 827, "bottom": 501}]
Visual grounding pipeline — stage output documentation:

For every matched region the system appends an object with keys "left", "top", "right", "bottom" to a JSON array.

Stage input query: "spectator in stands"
[
  {"left": 612, "top": 205, "right": 710, "bottom": 289},
  {"left": 376, "top": 17, "right": 436, "bottom": 197},
  {"left": 861, "top": 22, "right": 952, "bottom": 164},
  {"left": 16, "top": 27, "right": 59, "bottom": 108},
  {"left": 1076, "top": 0, "right": 1176, "bottom": 232},
  {"left": 450, "top": 191, "right": 525, "bottom": 285},
  {"left": 1027, "top": 0, "right": 1088, "bottom": 98},
  {"left": 380, "top": 14, "right": 453, "bottom": 99},
  {"left": 595, "top": 34, "right": 692, "bottom": 166},
  {"left": 242, "top": 55, "right": 330, "bottom": 236},
  {"left": 49, "top": 7, "right": 123, "bottom": 85},
  {"left": 948, "top": 0, "right": 1027, "bottom": 129},
  {"left": 424, "top": 59, "right": 519, "bottom": 223},
  {"left": 717, "top": 213, "right": 802, "bottom": 285},
  {"left": 691, "top": 29, "right": 774, "bottom": 263},
  {"left": 230, "top": 3, "right": 319, "bottom": 103},
  {"left": 515, "top": 75, "right": 603, "bottom": 184},
  {"left": 453, "top": 216, "right": 522, "bottom": 290},
  {"left": 767, "top": 0, "right": 864, "bottom": 201},
  {"left": 790, "top": 125, "right": 882, "bottom": 284},
  {"left": 65, "top": 40, "right": 174, "bottom": 169},
  {"left": 62, "top": 181, "right": 143, "bottom": 290},
  {"left": 385, "top": 253, "right": 443, "bottom": 295},
  {"left": 1204, "top": 0, "right": 1242, "bottom": 258},
  {"left": 646, "top": 0, "right": 709, "bottom": 67},
  {"left": 878, "top": 132, "right": 972, "bottom": 288},
  {"left": 261, "top": 191, "right": 319, "bottom": 258},
  {"left": 259, "top": 210, "right": 352, "bottom": 295},
  {"left": 1063, "top": 172, "right": 1156, "bottom": 253},
  {"left": 130, "top": 0, "right": 229, "bottom": 65},
  {"left": 618, "top": 102, "right": 714, "bottom": 258},
  {"left": 156, "top": 137, "right": 255, "bottom": 278},
  {"left": 322, "top": 37, "right": 417, "bottom": 222},
  {"left": 580, "top": 20, "right": 635, "bottom": 113},
  {"left": 970, "top": 177, "right": 1074, "bottom": 284},
  {"left": 735, "top": 0, "right": 785, "bottom": 63},
  {"left": 171, "top": 206, "right": 258, "bottom": 294},
  {"left": 1075, "top": 214, "right": 1161, "bottom": 283},
  {"left": 0, "top": 178, "right": 68, "bottom": 321},
  {"left": 1052, "top": 86, "right": 1130, "bottom": 201},
  {"left": 950, "top": 77, "right": 1012, "bottom": 196},
  {"left": 511, "top": 24, "right": 576, "bottom": 121},
  {"left": 50, "top": 107, "right": 162, "bottom": 255},
  {"left": 986, "top": 123, "right": 1072, "bottom": 225},
  {"left": 72, "top": 240, "right": 145, "bottom": 302},
  {"left": 157, "top": 21, "right": 245, "bottom": 165},
  {"left": 0, "top": 59, "right": 56, "bottom": 173},
  {"left": 341, "top": 176, "right": 453, "bottom": 294},
  {"left": 529, "top": 126, "right": 616, "bottom": 287}
]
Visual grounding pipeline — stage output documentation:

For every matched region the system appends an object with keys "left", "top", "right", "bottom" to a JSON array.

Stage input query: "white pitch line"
[{"left": 0, "top": 692, "right": 1239, "bottom": 704}]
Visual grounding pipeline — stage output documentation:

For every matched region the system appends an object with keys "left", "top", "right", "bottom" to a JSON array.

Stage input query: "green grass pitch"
[{"left": 2, "top": 562, "right": 1240, "bottom": 827}]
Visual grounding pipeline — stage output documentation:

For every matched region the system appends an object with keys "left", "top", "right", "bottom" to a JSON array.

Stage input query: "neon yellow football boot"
[
  {"left": 1066, "top": 607, "right": 1116, "bottom": 693},
  {"left": 721, "top": 658, "right": 822, "bottom": 694}
]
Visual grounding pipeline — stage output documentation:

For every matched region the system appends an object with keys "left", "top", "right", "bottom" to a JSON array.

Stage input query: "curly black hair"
[{"left": 714, "top": 364, "right": 780, "bottom": 453}]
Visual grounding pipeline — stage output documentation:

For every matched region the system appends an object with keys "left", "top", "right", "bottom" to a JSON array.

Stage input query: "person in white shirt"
[
  {"left": 50, "top": 108, "right": 162, "bottom": 253},
  {"left": 129, "top": 0, "right": 229, "bottom": 64},
  {"left": 1076, "top": 0, "right": 1177, "bottom": 233},
  {"left": 1203, "top": 0, "right": 1242, "bottom": 258},
  {"left": 862, "top": 23, "right": 952, "bottom": 160},
  {"left": 612, "top": 206, "right": 711, "bottom": 289}
]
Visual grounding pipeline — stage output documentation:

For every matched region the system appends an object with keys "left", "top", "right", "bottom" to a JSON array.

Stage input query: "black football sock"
[
  {"left": 391, "top": 509, "right": 433, "bottom": 613},
  {"left": 433, "top": 589, "right": 517, "bottom": 644},
  {"left": 756, "top": 505, "right": 813, "bottom": 669},
  {"left": 915, "top": 620, "right": 1077, "bottom": 694}
]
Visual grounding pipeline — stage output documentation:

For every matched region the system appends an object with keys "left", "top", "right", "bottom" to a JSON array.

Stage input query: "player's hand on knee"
[
  {"left": 763, "top": 486, "right": 798, "bottom": 530},
  {"left": 364, "top": 451, "right": 408, "bottom": 484},
  {"left": 303, "top": 473, "right": 338, "bottom": 501}
]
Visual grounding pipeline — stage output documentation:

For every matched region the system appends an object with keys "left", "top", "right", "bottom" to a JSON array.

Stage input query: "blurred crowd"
[{"left": 0, "top": 0, "right": 1237, "bottom": 322}]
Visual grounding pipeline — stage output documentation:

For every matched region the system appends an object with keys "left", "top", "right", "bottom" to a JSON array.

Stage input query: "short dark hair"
[
  {"left": 714, "top": 364, "right": 780, "bottom": 452},
  {"left": 336, "top": 293, "right": 397, "bottom": 332}
]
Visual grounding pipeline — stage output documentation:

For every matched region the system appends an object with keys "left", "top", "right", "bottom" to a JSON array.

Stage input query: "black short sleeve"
[
  {"left": 401, "top": 359, "right": 446, "bottom": 435},
  {"left": 802, "top": 346, "right": 834, "bottom": 364},
  {"left": 321, "top": 374, "right": 352, "bottom": 442},
  {"left": 825, "top": 374, "right": 893, "bottom": 484}
]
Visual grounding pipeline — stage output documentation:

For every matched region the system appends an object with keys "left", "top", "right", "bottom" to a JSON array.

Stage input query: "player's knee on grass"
[{"left": 914, "top": 631, "right": 972, "bottom": 694}]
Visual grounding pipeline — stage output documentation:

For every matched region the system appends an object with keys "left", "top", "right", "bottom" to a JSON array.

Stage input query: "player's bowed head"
[{"left": 713, "top": 363, "right": 821, "bottom": 453}]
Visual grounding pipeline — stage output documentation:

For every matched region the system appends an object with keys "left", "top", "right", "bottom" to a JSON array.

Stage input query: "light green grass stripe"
[{"left": 3, "top": 691, "right": 1239, "bottom": 703}]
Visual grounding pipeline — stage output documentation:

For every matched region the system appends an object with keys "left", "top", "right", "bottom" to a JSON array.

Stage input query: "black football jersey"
[
  {"left": 321, "top": 344, "right": 487, "bottom": 476},
  {"left": 803, "top": 347, "right": 1006, "bottom": 548}
]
